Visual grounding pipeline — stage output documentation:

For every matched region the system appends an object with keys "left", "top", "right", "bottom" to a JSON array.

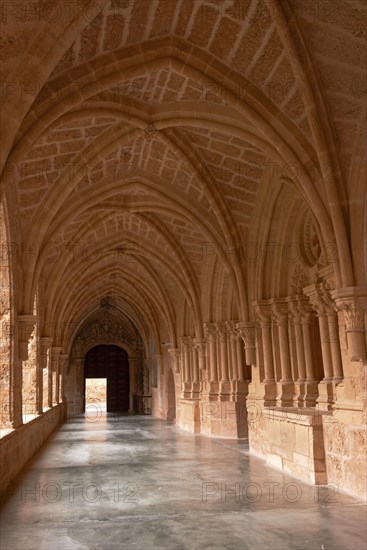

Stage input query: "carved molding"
[{"left": 72, "top": 310, "right": 143, "bottom": 359}]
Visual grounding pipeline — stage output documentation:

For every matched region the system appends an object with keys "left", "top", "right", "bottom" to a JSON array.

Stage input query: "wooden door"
[{"left": 84, "top": 345, "right": 130, "bottom": 412}]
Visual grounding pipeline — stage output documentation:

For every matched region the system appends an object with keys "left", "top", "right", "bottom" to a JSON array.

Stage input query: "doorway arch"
[{"left": 84, "top": 345, "right": 130, "bottom": 412}]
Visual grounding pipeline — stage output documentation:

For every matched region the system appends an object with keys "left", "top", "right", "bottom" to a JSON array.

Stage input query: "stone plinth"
[
  {"left": 248, "top": 404, "right": 328, "bottom": 484},
  {"left": 0, "top": 404, "right": 65, "bottom": 495},
  {"left": 200, "top": 400, "right": 247, "bottom": 438},
  {"left": 177, "top": 399, "right": 201, "bottom": 433}
]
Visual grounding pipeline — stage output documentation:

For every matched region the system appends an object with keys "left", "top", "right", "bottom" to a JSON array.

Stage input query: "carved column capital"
[
  {"left": 270, "top": 300, "right": 289, "bottom": 325},
  {"left": 215, "top": 323, "right": 227, "bottom": 343},
  {"left": 236, "top": 322, "right": 256, "bottom": 346},
  {"left": 296, "top": 298, "right": 314, "bottom": 323},
  {"left": 17, "top": 315, "right": 39, "bottom": 361},
  {"left": 332, "top": 287, "right": 367, "bottom": 331},
  {"left": 304, "top": 279, "right": 335, "bottom": 315},
  {"left": 168, "top": 347, "right": 180, "bottom": 359},
  {"left": 40, "top": 336, "right": 53, "bottom": 353},
  {"left": 254, "top": 302, "right": 272, "bottom": 326},
  {"left": 225, "top": 321, "right": 239, "bottom": 340},
  {"left": 288, "top": 300, "right": 301, "bottom": 323},
  {"left": 236, "top": 322, "right": 256, "bottom": 365},
  {"left": 40, "top": 336, "right": 53, "bottom": 368},
  {"left": 203, "top": 323, "right": 217, "bottom": 342},
  {"left": 332, "top": 287, "right": 367, "bottom": 361},
  {"left": 51, "top": 346, "right": 62, "bottom": 359},
  {"left": 180, "top": 336, "right": 192, "bottom": 351},
  {"left": 193, "top": 338, "right": 207, "bottom": 357}
]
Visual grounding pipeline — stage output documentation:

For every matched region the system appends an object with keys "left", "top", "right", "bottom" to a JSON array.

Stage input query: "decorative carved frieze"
[{"left": 72, "top": 309, "right": 142, "bottom": 357}]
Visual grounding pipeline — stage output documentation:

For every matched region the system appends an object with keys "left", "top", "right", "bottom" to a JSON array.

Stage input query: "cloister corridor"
[
  {"left": 1, "top": 0, "right": 366, "bottom": 548},
  {"left": 1, "top": 413, "right": 366, "bottom": 550}
]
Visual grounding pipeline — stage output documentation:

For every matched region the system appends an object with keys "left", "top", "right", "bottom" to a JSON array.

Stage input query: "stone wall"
[
  {"left": 248, "top": 404, "right": 327, "bottom": 484},
  {"left": 321, "top": 360, "right": 367, "bottom": 499},
  {"left": 0, "top": 405, "right": 65, "bottom": 497},
  {"left": 323, "top": 415, "right": 367, "bottom": 499},
  {"left": 177, "top": 399, "right": 201, "bottom": 433}
]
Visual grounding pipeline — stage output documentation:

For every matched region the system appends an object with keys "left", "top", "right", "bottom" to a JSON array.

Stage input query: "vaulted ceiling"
[{"left": 1, "top": 0, "right": 366, "bottom": 351}]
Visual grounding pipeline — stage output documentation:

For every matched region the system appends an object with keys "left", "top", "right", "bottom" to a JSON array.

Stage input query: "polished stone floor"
[{"left": 1, "top": 413, "right": 366, "bottom": 550}]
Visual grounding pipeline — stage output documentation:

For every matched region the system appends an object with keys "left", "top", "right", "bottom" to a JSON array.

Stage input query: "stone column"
[
  {"left": 253, "top": 303, "right": 277, "bottom": 406},
  {"left": 297, "top": 302, "right": 317, "bottom": 381},
  {"left": 40, "top": 337, "right": 53, "bottom": 412},
  {"left": 305, "top": 280, "right": 342, "bottom": 409},
  {"left": 155, "top": 354, "right": 163, "bottom": 376},
  {"left": 51, "top": 347, "right": 62, "bottom": 406},
  {"left": 47, "top": 349, "right": 53, "bottom": 408},
  {"left": 191, "top": 345, "right": 199, "bottom": 382},
  {"left": 236, "top": 322, "right": 256, "bottom": 366},
  {"left": 225, "top": 322, "right": 238, "bottom": 381},
  {"left": 332, "top": 287, "right": 367, "bottom": 363},
  {"left": 271, "top": 301, "right": 293, "bottom": 406},
  {"left": 204, "top": 323, "right": 219, "bottom": 399},
  {"left": 18, "top": 315, "right": 38, "bottom": 362},
  {"left": 216, "top": 324, "right": 230, "bottom": 400},
  {"left": 58, "top": 354, "right": 68, "bottom": 404},
  {"left": 255, "top": 306, "right": 275, "bottom": 383},
  {"left": 129, "top": 355, "right": 138, "bottom": 413},
  {"left": 193, "top": 338, "right": 207, "bottom": 394},
  {"left": 193, "top": 338, "right": 206, "bottom": 375},
  {"left": 204, "top": 324, "right": 218, "bottom": 382},
  {"left": 180, "top": 338, "right": 192, "bottom": 396},
  {"left": 331, "top": 287, "right": 367, "bottom": 413},
  {"left": 327, "top": 313, "right": 343, "bottom": 380},
  {"left": 296, "top": 300, "right": 319, "bottom": 407},
  {"left": 190, "top": 344, "right": 200, "bottom": 397},
  {"left": 74, "top": 356, "right": 84, "bottom": 414},
  {"left": 168, "top": 348, "right": 180, "bottom": 374},
  {"left": 18, "top": 315, "right": 39, "bottom": 421},
  {"left": 216, "top": 325, "right": 229, "bottom": 381},
  {"left": 236, "top": 336, "right": 245, "bottom": 380}
]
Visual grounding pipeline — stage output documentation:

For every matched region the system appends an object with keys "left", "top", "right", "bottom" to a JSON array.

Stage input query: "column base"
[
  {"left": 317, "top": 378, "right": 340, "bottom": 410},
  {"left": 219, "top": 380, "right": 231, "bottom": 401},
  {"left": 293, "top": 380, "right": 319, "bottom": 408},
  {"left": 200, "top": 399, "right": 247, "bottom": 438},
  {"left": 263, "top": 380, "right": 277, "bottom": 406},
  {"left": 177, "top": 398, "right": 201, "bottom": 433},
  {"left": 183, "top": 381, "right": 192, "bottom": 399},
  {"left": 208, "top": 381, "right": 220, "bottom": 400},
  {"left": 191, "top": 381, "right": 201, "bottom": 399},
  {"left": 276, "top": 380, "right": 294, "bottom": 407}
]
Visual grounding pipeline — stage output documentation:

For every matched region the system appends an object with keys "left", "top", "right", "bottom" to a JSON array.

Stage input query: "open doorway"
[
  {"left": 85, "top": 378, "right": 107, "bottom": 411},
  {"left": 84, "top": 345, "right": 130, "bottom": 412}
]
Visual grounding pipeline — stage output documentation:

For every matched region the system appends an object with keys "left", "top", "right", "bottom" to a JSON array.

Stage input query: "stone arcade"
[{"left": 0, "top": 0, "right": 366, "bottom": 547}]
